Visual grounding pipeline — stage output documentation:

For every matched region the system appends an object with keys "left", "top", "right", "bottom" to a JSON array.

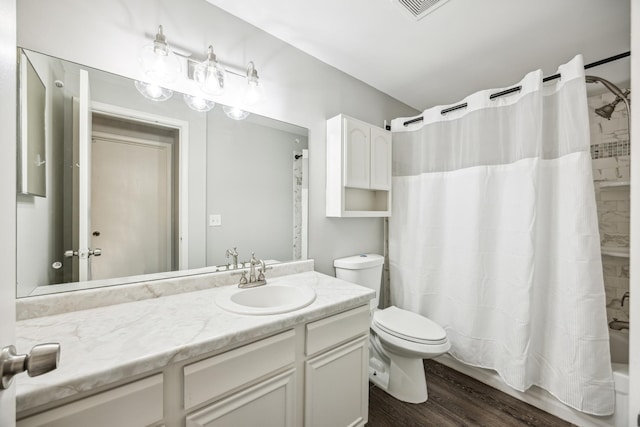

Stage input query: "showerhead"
[
  {"left": 592, "top": 89, "right": 630, "bottom": 120},
  {"left": 595, "top": 100, "right": 619, "bottom": 120},
  {"left": 585, "top": 76, "right": 630, "bottom": 121}
]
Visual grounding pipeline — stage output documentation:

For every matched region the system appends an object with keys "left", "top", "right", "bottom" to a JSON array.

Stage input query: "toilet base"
[{"left": 369, "top": 339, "right": 429, "bottom": 404}]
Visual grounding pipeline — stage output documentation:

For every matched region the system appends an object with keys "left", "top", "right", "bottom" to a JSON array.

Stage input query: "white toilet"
[{"left": 334, "top": 253, "right": 450, "bottom": 404}]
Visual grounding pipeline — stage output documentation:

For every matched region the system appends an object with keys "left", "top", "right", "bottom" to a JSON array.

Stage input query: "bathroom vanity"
[{"left": 14, "top": 261, "right": 374, "bottom": 427}]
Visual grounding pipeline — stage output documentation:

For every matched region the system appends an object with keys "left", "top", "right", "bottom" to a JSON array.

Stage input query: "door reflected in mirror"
[{"left": 16, "top": 48, "right": 309, "bottom": 298}]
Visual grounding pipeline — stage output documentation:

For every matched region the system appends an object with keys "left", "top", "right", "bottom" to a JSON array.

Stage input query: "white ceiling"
[{"left": 206, "top": 0, "right": 630, "bottom": 111}]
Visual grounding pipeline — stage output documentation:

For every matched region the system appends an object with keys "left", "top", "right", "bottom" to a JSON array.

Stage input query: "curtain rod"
[{"left": 401, "top": 51, "right": 631, "bottom": 127}]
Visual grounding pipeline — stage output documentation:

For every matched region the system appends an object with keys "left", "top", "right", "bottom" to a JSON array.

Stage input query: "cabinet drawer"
[
  {"left": 17, "top": 374, "right": 163, "bottom": 427},
  {"left": 184, "top": 330, "right": 295, "bottom": 409},
  {"left": 306, "top": 305, "right": 369, "bottom": 356}
]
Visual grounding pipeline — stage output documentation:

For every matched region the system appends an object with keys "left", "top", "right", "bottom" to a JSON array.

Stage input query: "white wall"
[
  {"left": 206, "top": 107, "right": 308, "bottom": 266},
  {"left": 17, "top": 0, "right": 418, "bottom": 276}
]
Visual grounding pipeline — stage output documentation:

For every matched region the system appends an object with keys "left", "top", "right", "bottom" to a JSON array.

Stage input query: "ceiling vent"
[{"left": 394, "top": 0, "right": 451, "bottom": 21}]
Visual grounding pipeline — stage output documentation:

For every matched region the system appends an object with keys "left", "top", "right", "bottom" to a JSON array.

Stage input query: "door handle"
[
  {"left": 88, "top": 248, "right": 102, "bottom": 257},
  {"left": 0, "top": 343, "right": 61, "bottom": 389},
  {"left": 64, "top": 248, "right": 102, "bottom": 258}
]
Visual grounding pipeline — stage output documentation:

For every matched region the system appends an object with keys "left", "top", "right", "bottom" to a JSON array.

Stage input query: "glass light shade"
[
  {"left": 194, "top": 45, "right": 226, "bottom": 96},
  {"left": 183, "top": 94, "right": 215, "bottom": 112},
  {"left": 223, "top": 105, "right": 250, "bottom": 121},
  {"left": 138, "top": 26, "right": 181, "bottom": 84},
  {"left": 242, "top": 62, "right": 264, "bottom": 106},
  {"left": 243, "top": 79, "right": 264, "bottom": 106},
  {"left": 134, "top": 80, "right": 173, "bottom": 101}
]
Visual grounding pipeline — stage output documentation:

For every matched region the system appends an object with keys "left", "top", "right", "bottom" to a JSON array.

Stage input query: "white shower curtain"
[{"left": 389, "top": 55, "right": 614, "bottom": 415}]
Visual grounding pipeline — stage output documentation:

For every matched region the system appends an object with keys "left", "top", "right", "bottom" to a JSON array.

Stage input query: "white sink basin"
[{"left": 216, "top": 284, "right": 316, "bottom": 315}]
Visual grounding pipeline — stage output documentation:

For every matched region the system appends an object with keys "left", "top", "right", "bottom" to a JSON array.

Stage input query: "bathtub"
[
  {"left": 608, "top": 329, "right": 629, "bottom": 427},
  {"left": 436, "top": 329, "right": 629, "bottom": 427}
]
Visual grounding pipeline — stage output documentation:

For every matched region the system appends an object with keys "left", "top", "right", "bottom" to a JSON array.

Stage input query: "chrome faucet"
[
  {"left": 234, "top": 252, "right": 270, "bottom": 288},
  {"left": 621, "top": 291, "right": 630, "bottom": 307},
  {"left": 225, "top": 247, "right": 238, "bottom": 269}
]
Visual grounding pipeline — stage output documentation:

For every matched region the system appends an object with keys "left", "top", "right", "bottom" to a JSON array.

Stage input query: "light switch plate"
[{"left": 209, "top": 214, "right": 222, "bottom": 227}]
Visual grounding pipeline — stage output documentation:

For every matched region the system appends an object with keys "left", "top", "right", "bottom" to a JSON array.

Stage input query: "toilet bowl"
[
  {"left": 369, "top": 306, "right": 450, "bottom": 403},
  {"left": 334, "top": 254, "right": 450, "bottom": 404}
]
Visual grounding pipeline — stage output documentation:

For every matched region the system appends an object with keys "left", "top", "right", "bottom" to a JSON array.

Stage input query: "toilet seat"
[{"left": 372, "top": 306, "right": 448, "bottom": 345}]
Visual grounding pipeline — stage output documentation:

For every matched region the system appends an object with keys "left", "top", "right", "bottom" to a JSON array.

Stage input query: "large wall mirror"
[{"left": 17, "top": 48, "right": 309, "bottom": 298}]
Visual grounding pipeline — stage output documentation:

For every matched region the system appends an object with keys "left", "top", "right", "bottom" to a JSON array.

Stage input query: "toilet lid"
[{"left": 373, "top": 306, "right": 447, "bottom": 345}]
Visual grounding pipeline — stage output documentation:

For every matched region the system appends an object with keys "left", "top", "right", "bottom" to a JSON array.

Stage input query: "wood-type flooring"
[{"left": 367, "top": 360, "right": 576, "bottom": 426}]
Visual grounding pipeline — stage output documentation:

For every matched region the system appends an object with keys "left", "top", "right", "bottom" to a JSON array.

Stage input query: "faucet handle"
[{"left": 230, "top": 270, "right": 248, "bottom": 286}]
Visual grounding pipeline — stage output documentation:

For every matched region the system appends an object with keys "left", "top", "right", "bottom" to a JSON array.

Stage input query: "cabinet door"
[
  {"left": 370, "top": 127, "right": 392, "bottom": 191},
  {"left": 186, "top": 369, "right": 296, "bottom": 427},
  {"left": 305, "top": 336, "right": 368, "bottom": 427},
  {"left": 343, "top": 118, "right": 370, "bottom": 189}
]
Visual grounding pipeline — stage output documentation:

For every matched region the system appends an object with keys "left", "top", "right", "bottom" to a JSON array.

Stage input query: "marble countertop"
[{"left": 16, "top": 270, "right": 374, "bottom": 413}]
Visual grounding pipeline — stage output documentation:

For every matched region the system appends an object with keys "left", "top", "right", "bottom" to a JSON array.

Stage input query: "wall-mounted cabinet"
[{"left": 326, "top": 114, "right": 392, "bottom": 217}]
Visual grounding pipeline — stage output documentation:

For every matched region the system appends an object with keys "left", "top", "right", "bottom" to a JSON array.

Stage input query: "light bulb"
[
  {"left": 138, "top": 25, "right": 181, "bottom": 84},
  {"left": 194, "top": 45, "right": 226, "bottom": 96},
  {"left": 242, "top": 61, "right": 264, "bottom": 106},
  {"left": 183, "top": 94, "right": 215, "bottom": 112},
  {"left": 223, "top": 105, "right": 250, "bottom": 121},
  {"left": 134, "top": 80, "right": 173, "bottom": 102}
]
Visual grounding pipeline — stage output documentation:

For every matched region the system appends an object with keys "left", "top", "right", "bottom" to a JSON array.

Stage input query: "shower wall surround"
[{"left": 589, "top": 90, "right": 631, "bottom": 323}]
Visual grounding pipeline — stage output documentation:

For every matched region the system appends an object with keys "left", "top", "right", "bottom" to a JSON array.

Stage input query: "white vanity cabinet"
[
  {"left": 326, "top": 114, "right": 392, "bottom": 217},
  {"left": 17, "top": 305, "right": 371, "bottom": 427}
]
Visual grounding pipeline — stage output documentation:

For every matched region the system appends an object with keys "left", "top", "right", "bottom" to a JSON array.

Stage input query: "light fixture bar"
[
  {"left": 178, "top": 56, "right": 248, "bottom": 79},
  {"left": 137, "top": 25, "right": 265, "bottom": 108},
  {"left": 143, "top": 37, "right": 256, "bottom": 81}
]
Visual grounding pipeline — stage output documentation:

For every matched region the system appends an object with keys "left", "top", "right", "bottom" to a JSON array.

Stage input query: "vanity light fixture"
[
  {"left": 242, "top": 61, "right": 264, "bottom": 106},
  {"left": 136, "top": 25, "right": 264, "bottom": 115},
  {"left": 134, "top": 80, "right": 174, "bottom": 101},
  {"left": 223, "top": 105, "right": 250, "bottom": 121},
  {"left": 138, "top": 25, "right": 181, "bottom": 85},
  {"left": 183, "top": 93, "right": 215, "bottom": 112},
  {"left": 194, "top": 45, "right": 226, "bottom": 96}
]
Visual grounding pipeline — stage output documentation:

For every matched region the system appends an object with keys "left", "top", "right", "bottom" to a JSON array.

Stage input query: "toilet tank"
[{"left": 334, "top": 254, "right": 384, "bottom": 309}]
